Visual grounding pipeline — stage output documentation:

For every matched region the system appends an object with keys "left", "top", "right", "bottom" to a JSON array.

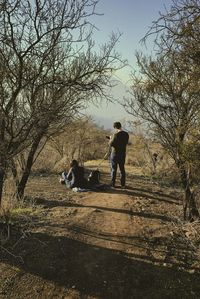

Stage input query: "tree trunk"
[
  {"left": 178, "top": 163, "right": 199, "bottom": 221},
  {"left": 0, "top": 167, "right": 5, "bottom": 206},
  {"left": 10, "top": 159, "right": 19, "bottom": 189},
  {"left": 17, "top": 136, "right": 42, "bottom": 199}
]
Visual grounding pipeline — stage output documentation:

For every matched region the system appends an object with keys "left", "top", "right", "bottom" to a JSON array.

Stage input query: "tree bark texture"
[
  {"left": 178, "top": 162, "right": 199, "bottom": 221},
  {"left": 17, "top": 136, "right": 42, "bottom": 199}
]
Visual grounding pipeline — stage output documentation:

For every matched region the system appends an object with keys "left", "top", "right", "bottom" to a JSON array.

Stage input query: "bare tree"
[
  {"left": 0, "top": 0, "right": 125, "bottom": 203},
  {"left": 49, "top": 117, "right": 110, "bottom": 168},
  {"left": 123, "top": 0, "right": 200, "bottom": 221},
  {"left": 123, "top": 50, "right": 200, "bottom": 221},
  {"left": 11, "top": 83, "right": 86, "bottom": 199}
]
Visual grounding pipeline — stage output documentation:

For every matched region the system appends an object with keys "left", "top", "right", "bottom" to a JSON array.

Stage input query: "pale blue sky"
[{"left": 85, "top": 0, "right": 172, "bottom": 129}]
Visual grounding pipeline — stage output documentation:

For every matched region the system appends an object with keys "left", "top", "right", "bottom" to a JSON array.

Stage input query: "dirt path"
[{"left": 1, "top": 175, "right": 200, "bottom": 298}]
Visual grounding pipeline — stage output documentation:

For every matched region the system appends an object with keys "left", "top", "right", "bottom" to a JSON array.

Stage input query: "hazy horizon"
[{"left": 85, "top": 0, "right": 172, "bottom": 127}]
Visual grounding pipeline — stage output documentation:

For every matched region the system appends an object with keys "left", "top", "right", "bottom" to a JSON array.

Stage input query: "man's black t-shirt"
[{"left": 110, "top": 130, "right": 129, "bottom": 157}]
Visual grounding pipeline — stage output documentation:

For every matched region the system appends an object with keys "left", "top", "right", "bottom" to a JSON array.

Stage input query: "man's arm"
[{"left": 109, "top": 133, "right": 117, "bottom": 147}]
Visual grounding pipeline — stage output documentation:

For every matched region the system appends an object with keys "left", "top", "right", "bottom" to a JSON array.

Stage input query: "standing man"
[{"left": 109, "top": 122, "right": 129, "bottom": 188}]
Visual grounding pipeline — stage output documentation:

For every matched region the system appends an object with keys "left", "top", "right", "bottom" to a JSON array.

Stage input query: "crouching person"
[{"left": 60, "top": 159, "right": 89, "bottom": 190}]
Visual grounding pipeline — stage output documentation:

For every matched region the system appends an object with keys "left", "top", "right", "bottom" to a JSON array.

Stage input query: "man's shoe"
[{"left": 121, "top": 185, "right": 126, "bottom": 189}]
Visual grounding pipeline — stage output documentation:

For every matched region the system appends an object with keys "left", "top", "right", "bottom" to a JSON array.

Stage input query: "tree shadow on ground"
[
  {"left": 100, "top": 170, "right": 181, "bottom": 202},
  {"left": 28, "top": 220, "right": 197, "bottom": 271},
  {"left": 1, "top": 230, "right": 200, "bottom": 299},
  {"left": 32, "top": 197, "right": 174, "bottom": 223},
  {"left": 106, "top": 186, "right": 180, "bottom": 205}
]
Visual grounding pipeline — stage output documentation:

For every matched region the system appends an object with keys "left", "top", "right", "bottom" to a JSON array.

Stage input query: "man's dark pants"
[{"left": 110, "top": 153, "right": 126, "bottom": 187}]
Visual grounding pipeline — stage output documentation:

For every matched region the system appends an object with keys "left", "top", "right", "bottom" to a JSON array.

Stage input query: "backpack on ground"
[{"left": 88, "top": 170, "right": 100, "bottom": 185}]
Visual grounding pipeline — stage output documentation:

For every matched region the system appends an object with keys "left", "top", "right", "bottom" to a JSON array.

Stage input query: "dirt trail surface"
[{"left": 1, "top": 171, "right": 200, "bottom": 299}]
